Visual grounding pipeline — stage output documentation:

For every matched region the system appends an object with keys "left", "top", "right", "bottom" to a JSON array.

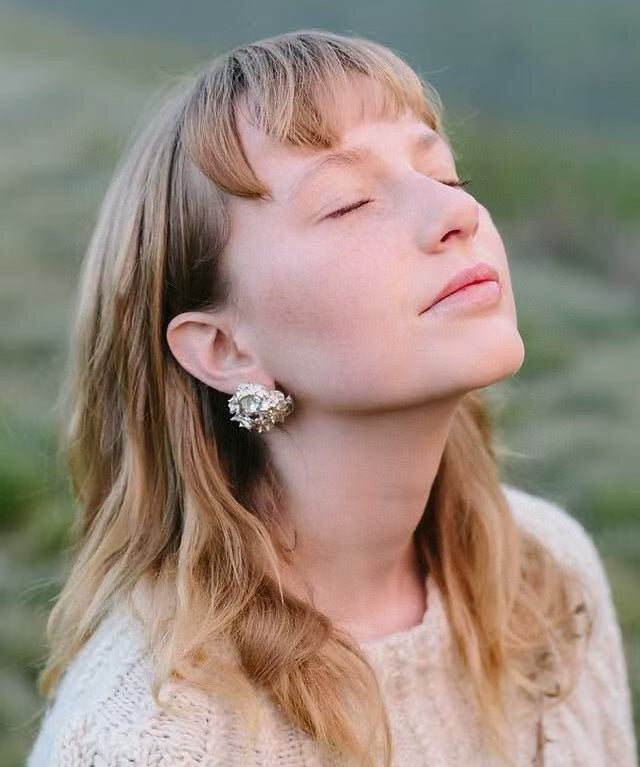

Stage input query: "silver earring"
[{"left": 228, "top": 382, "right": 294, "bottom": 433}]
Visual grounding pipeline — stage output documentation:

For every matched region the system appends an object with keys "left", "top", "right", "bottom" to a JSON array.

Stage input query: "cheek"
[
  {"left": 477, "top": 205, "right": 508, "bottom": 267},
  {"left": 253, "top": 234, "right": 389, "bottom": 344},
  {"left": 475, "top": 206, "right": 516, "bottom": 303}
]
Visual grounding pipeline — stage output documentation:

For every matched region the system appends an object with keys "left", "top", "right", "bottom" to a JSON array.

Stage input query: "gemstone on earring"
[
  {"left": 239, "top": 395, "right": 259, "bottom": 414},
  {"left": 228, "top": 382, "right": 294, "bottom": 433}
]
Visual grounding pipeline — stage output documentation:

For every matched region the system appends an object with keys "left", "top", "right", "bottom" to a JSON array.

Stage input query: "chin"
[
  {"left": 477, "top": 334, "right": 526, "bottom": 385},
  {"left": 457, "top": 332, "right": 526, "bottom": 392}
]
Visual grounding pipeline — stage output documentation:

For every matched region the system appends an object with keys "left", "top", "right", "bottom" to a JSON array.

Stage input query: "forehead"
[{"left": 233, "top": 79, "right": 449, "bottom": 203}]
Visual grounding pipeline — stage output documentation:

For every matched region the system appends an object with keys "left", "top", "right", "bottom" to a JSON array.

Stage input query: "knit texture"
[{"left": 26, "top": 483, "right": 638, "bottom": 766}]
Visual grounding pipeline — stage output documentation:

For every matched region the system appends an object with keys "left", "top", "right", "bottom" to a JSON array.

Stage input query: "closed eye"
[
  {"left": 324, "top": 176, "right": 472, "bottom": 220},
  {"left": 325, "top": 198, "right": 373, "bottom": 219}
]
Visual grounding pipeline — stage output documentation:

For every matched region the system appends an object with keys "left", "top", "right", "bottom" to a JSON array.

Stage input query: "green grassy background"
[{"left": 1, "top": 8, "right": 638, "bottom": 765}]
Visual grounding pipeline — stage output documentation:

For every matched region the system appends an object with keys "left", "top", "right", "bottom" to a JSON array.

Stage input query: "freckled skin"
[
  {"left": 223, "top": 103, "right": 523, "bottom": 411},
  {"left": 167, "top": 80, "right": 525, "bottom": 640}
]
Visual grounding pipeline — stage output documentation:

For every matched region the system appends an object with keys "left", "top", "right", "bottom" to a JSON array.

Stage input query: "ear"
[{"left": 166, "top": 309, "right": 271, "bottom": 396}]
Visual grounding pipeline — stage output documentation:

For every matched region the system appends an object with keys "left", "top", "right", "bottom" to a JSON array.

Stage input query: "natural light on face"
[
  {"left": 247, "top": 74, "right": 465, "bottom": 230},
  {"left": 285, "top": 124, "right": 467, "bottom": 227},
  {"left": 223, "top": 83, "right": 524, "bottom": 415}
]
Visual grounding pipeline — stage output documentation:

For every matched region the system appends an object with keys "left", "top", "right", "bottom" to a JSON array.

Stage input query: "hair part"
[{"left": 38, "top": 29, "right": 592, "bottom": 767}]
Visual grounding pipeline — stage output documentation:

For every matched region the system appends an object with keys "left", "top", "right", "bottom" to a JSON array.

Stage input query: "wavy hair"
[{"left": 37, "top": 29, "right": 593, "bottom": 767}]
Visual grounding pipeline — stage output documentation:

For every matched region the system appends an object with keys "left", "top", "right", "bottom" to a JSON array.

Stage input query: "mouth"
[{"left": 420, "top": 262, "right": 500, "bottom": 313}]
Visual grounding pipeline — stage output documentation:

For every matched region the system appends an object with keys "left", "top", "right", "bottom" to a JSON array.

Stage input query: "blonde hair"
[{"left": 38, "top": 29, "right": 593, "bottom": 767}]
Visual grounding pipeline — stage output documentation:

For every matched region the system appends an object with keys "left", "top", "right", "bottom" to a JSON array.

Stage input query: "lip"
[{"left": 421, "top": 261, "right": 500, "bottom": 313}]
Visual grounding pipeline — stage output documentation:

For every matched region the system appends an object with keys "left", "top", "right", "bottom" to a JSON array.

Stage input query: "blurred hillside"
[
  {"left": 6, "top": 0, "right": 640, "bottom": 136},
  {"left": 0, "top": 8, "right": 638, "bottom": 766}
]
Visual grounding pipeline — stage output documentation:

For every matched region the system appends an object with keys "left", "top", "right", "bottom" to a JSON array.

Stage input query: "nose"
[{"left": 418, "top": 183, "right": 480, "bottom": 254}]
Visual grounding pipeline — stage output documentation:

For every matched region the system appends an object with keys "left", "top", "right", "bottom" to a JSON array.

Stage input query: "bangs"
[{"left": 182, "top": 29, "right": 448, "bottom": 200}]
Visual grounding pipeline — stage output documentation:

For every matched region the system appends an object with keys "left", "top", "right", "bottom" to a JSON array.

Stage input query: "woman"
[{"left": 26, "top": 29, "right": 636, "bottom": 767}]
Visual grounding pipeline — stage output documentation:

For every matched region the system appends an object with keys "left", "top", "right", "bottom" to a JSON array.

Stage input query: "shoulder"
[
  {"left": 26, "top": 601, "right": 155, "bottom": 766},
  {"left": 500, "top": 481, "right": 589, "bottom": 548},
  {"left": 25, "top": 602, "right": 242, "bottom": 767},
  {"left": 500, "top": 481, "right": 613, "bottom": 633},
  {"left": 500, "top": 481, "right": 603, "bottom": 581},
  {"left": 500, "top": 483, "right": 638, "bottom": 764}
]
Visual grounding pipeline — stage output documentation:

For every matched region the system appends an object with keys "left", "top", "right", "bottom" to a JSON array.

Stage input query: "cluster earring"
[{"left": 228, "top": 382, "right": 294, "bottom": 433}]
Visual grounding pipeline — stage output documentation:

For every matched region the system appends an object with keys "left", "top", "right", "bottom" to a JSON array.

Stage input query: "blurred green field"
[{"left": 1, "top": 9, "right": 638, "bottom": 766}]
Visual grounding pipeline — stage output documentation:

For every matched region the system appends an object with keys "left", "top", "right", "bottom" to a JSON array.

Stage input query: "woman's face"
[{"left": 222, "top": 89, "right": 524, "bottom": 413}]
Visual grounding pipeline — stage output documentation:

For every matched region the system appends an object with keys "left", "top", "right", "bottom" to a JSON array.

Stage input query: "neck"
[{"left": 263, "top": 395, "right": 461, "bottom": 639}]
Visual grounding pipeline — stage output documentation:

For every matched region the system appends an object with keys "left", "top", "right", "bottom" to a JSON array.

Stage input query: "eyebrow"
[{"left": 286, "top": 129, "right": 442, "bottom": 203}]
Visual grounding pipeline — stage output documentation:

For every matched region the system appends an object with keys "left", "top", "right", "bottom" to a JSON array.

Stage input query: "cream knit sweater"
[{"left": 26, "top": 484, "right": 638, "bottom": 766}]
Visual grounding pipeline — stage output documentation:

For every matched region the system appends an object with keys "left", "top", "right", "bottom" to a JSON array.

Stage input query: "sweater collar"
[{"left": 357, "top": 571, "right": 451, "bottom": 669}]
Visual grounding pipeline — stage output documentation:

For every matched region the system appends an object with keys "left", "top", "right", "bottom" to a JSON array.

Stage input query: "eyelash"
[{"left": 326, "top": 176, "right": 473, "bottom": 219}]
